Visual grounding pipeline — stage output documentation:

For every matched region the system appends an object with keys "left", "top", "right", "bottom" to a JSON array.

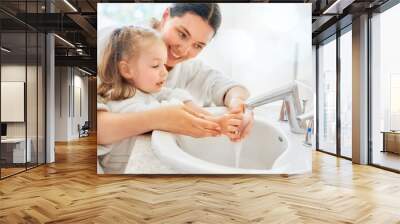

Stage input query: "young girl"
[{"left": 97, "top": 26, "right": 243, "bottom": 173}]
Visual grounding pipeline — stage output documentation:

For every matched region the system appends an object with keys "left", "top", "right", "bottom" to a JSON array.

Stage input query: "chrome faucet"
[{"left": 245, "top": 80, "right": 313, "bottom": 134}]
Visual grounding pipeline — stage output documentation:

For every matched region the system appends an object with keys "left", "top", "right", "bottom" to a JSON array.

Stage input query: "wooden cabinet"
[{"left": 382, "top": 131, "right": 400, "bottom": 154}]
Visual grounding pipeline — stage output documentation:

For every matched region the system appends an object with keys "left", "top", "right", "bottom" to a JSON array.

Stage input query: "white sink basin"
[{"left": 151, "top": 107, "right": 307, "bottom": 174}]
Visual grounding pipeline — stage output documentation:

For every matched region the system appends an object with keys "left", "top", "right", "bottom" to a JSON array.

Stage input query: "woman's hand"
[
  {"left": 240, "top": 110, "right": 254, "bottom": 140},
  {"left": 158, "top": 104, "right": 221, "bottom": 138}
]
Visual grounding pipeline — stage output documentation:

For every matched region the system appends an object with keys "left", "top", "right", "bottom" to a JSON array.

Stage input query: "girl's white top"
[{"left": 97, "top": 87, "right": 192, "bottom": 158}]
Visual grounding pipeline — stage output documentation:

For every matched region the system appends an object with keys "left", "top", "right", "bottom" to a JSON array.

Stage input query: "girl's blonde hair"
[{"left": 98, "top": 26, "right": 161, "bottom": 101}]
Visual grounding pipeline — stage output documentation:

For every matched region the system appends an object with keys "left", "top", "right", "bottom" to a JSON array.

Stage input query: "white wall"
[
  {"left": 1, "top": 65, "right": 26, "bottom": 139},
  {"left": 72, "top": 73, "right": 89, "bottom": 138},
  {"left": 1, "top": 64, "right": 46, "bottom": 163},
  {"left": 98, "top": 3, "right": 313, "bottom": 105},
  {"left": 55, "top": 66, "right": 69, "bottom": 141},
  {"left": 1, "top": 65, "right": 40, "bottom": 137},
  {"left": 198, "top": 4, "right": 313, "bottom": 98},
  {"left": 55, "top": 67, "right": 89, "bottom": 141}
]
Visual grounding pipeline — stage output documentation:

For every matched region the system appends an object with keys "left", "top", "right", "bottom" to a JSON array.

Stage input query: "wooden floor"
[
  {"left": 1, "top": 167, "right": 26, "bottom": 178},
  {"left": 1, "top": 163, "right": 45, "bottom": 178},
  {"left": 373, "top": 150, "right": 400, "bottom": 171},
  {"left": 1, "top": 135, "right": 400, "bottom": 223}
]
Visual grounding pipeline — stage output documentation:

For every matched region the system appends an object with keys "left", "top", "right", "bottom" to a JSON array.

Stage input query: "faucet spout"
[{"left": 245, "top": 81, "right": 306, "bottom": 134}]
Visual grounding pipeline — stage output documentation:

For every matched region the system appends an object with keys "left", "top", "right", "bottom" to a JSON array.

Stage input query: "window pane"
[
  {"left": 38, "top": 32, "right": 45, "bottom": 165},
  {"left": 371, "top": 3, "right": 400, "bottom": 171},
  {"left": 1, "top": 29, "right": 27, "bottom": 177},
  {"left": 318, "top": 37, "right": 337, "bottom": 154},
  {"left": 27, "top": 31, "right": 38, "bottom": 169},
  {"left": 340, "top": 29, "right": 352, "bottom": 158}
]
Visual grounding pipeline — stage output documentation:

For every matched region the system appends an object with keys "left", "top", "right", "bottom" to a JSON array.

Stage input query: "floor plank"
[{"left": 0, "top": 135, "right": 399, "bottom": 223}]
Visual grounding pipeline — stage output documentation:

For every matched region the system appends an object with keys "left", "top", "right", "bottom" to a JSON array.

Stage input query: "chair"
[{"left": 78, "top": 121, "right": 90, "bottom": 138}]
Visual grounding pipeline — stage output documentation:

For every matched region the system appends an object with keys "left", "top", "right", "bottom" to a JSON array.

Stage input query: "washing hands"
[
  {"left": 208, "top": 101, "right": 253, "bottom": 141},
  {"left": 184, "top": 99, "right": 254, "bottom": 141},
  {"left": 206, "top": 112, "right": 243, "bottom": 140}
]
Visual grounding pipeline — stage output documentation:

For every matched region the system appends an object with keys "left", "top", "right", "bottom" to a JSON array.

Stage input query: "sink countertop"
[{"left": 124, "top": 134, "right": 175, "bottom": 174}]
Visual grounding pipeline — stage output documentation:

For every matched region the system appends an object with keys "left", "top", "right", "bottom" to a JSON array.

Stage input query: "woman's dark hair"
[{"left": 169, "top": 3, "right": 222, "bottom": 36}]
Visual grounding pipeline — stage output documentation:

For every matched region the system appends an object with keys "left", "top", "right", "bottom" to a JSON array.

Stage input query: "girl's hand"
[
  {"left": 183, "top": 101, "right": 211, "bottom": 118},
  {"left": 159, "top": 104, "right": 221, "bottom": 138},
  {"left": 205, "top": 113, "right": 243, "bottom": 141}
]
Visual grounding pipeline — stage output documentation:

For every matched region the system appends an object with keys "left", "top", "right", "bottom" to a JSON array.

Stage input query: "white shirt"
[
  {"left": 166, "top": 59, "right": 242, "bottom": 107},
  {"left": 98, "top": 87, "right": 193, "bottom": 113},
  {"left": 97, "top": 87, "right": 192, "bottom": 171}
]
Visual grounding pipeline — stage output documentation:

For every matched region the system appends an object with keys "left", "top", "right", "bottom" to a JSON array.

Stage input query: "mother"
[{"left": 98, "top": 3, "right": 253, "bottom": 144}]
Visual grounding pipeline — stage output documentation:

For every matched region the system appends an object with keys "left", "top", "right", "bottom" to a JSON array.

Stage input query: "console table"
[{"left": 381, "top": 131, "right": 400, "bottom": 154}]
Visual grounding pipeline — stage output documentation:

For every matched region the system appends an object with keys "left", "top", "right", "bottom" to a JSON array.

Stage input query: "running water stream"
[
  {"left": 232, "top": 109, "right": 252, "bottom": 168},
  {"left": 233, "top": 141, "right": 243, "bottom": 168}
]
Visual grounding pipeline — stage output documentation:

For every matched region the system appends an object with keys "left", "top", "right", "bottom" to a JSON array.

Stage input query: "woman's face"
[{"left": 159, "top": 9, "right": 215, "bottom": 67}]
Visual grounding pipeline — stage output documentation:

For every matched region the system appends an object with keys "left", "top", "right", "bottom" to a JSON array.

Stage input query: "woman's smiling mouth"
[{"left": 169, "top": 48, "right": 182, "bottom": 60}]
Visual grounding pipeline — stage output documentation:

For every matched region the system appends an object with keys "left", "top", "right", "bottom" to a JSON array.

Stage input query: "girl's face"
[
  {"left": 124, "top": 41, "right": 168, "bottom": 93},
  {"left": 159, "top": 9, "right": 215, "bottom": 67}
]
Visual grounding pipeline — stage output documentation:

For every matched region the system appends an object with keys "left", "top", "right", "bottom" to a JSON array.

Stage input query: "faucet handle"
[
  {"left": 301, "top": 99, "right": 308, "bottom": 114},
  {"left": 297, "top": 111, "right": 313, "bottom": 122},
  {"left": 244, "top": 103, "right": 255, "bottom": 111}
]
